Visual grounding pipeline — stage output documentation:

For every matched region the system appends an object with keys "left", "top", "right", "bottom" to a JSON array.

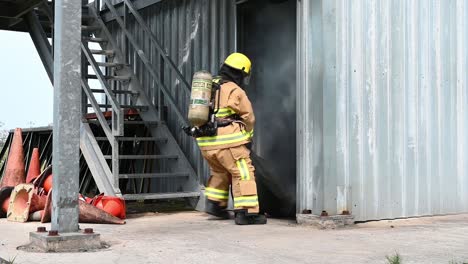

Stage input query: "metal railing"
[
  {"left": 101, "top": 0, "right": 191, "bottom": 127},
  {"left": 81, "top": 42, "right": 124, "bottom": 138}
]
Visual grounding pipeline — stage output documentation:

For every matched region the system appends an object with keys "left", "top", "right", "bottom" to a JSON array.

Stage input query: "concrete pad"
[
  {"left": 296, "top": 214, "right": 355, "bottom": 229},
  {"left": 23, "top": 231, "right": 101, "bottom": 252},
  {"left": 1, "top": 212, "right": 468, "bottom": 264}
]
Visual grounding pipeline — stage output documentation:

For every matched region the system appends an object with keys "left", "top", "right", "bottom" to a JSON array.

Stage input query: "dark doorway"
[{"left": 237, "top": 0, "right": 296, "bottom": 216}]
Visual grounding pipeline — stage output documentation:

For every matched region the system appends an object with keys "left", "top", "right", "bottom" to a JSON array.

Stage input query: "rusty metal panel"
[
  {"left": 298, "top": 0, "right": 468, "bottom": 221},
  {"left": 105, "top": 0, "right": 237, "bottom": 187}
]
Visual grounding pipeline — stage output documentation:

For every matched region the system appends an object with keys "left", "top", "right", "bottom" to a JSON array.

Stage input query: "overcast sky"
[{"left": 0, "top": 30, "right": 53, "bottom": 131}]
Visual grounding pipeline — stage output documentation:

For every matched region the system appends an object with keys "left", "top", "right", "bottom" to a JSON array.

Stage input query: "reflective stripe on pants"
[
  {"left": 236, "top": 158, "right": 250, "bottom": 181},
  {"left": 234, "top": 196, "right": 259, "bottom": 207},
  {"left": 205, "top": 187, "right": 229, "bottom": 200}
]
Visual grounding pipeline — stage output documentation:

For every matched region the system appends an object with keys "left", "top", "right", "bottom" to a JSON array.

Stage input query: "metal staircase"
[
  {"left": 23, "top": 1, "right": 202, "bottom": 204},
  {"left": 80, "top": 2, "right": 200, "bottom": 201}
]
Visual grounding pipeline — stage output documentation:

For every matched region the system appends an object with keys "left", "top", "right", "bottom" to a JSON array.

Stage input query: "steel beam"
[
  {"left": 100, "top": 0, "right": 162, "bottom": 23},
  {"left": 52, "top": 0, "right": 82, "bottom": 233},
  {"left": 25, "top": 11, "right": 53, "bottom": 83}
]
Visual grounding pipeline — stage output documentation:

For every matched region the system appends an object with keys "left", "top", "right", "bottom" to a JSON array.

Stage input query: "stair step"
[
  {"left": 90, "top": 49, "right": 115, "bottom": 56},
  {"left": 95, "top": 62, "right": 126, "bottom": 68},
  {"left": 90, "top": 89, "right": 138, "bottom": 95},
  {"left": 124, "top": 120, "right": 159, "bottom": 126},
  {"left": 123, "top": 192, "right": 200, "bottom": 201},
  {"left": 119, "top": 173, "right": 189, "bottom": 179},
  {"left": 86, "top": 75, "right": 131, "bottom": 81},
  {"left": 95, "top": 137, "right": 167, "bottom": 143},
  {"left": 83, "top": 37, "right": 107, "bottom": 43},
  {"left": 103, "top": 155, "right": 179, "bottom": 160},
  {"left": 81, "top": 25, "right": 101, "bottom": 32},
  {"left": 84, "top": 120, "right": 160, "bottom": 126},
  {"left": 86, "top": 104, "right": 149, "bottom": 110}
]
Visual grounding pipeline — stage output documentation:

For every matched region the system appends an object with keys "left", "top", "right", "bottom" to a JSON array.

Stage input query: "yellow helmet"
[{"left": 224, "top": 53, "right": 252, "bottom": 75}]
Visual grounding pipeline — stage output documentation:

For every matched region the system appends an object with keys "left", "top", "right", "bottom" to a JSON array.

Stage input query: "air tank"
[{"left": 188, "top": 71, "right": 213, "bottom": 127}]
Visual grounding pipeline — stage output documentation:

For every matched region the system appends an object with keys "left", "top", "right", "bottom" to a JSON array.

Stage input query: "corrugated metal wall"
[
  {"left": 298, "top": 0, "right": 468, "bottom": 221},
  {"left": 106, "top": 0, "right": 237, "bottom": 182}
]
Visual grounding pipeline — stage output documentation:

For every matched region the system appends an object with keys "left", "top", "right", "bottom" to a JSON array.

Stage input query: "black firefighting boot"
[
  {"left": 205, "top": 199, "right": 229, "bottom": 219},
  {"left": 234, "top": 209, "right": 267, "bottom": 225}
]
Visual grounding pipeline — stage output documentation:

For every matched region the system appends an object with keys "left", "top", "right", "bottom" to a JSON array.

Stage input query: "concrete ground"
[{"left": 1, "top": 212, "right": 468, "bottom": 264}]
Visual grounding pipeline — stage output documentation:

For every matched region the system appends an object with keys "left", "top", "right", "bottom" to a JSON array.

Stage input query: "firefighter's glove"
[
  {"left": 182, "top": 126, "right": 197, "bottom": 137},
  {"left": 246, "top": 141, "right": 253, "bottom": 150}
]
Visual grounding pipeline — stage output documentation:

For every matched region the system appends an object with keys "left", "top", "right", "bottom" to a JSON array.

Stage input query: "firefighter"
[{"left": 195, "top": 53, "right": 266, "bottom": 225}]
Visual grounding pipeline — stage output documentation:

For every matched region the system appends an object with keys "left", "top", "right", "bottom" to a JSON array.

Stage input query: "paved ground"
[{"left": 1, "top": 212, "right": 468, "bottom": 264}]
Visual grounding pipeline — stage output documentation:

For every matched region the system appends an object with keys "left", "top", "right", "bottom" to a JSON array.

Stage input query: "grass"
[
  {"left": 386, "top": 253, "right": 402, "bottom": 264},
  {"left": 384, "top": 254, "right": 468, "bottom": 264}
]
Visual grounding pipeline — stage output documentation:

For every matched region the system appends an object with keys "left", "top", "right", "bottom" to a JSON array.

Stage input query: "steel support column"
[
  {"left": 51, "top": 0, "right": 82, "bottom": 233},
  {"left": 296, "top": 0, "right": 324, "bottom": 214}
]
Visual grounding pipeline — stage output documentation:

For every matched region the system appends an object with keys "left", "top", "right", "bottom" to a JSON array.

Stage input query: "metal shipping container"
[{"left": 297, "top": 0, "right": 468, "bottom": 221}]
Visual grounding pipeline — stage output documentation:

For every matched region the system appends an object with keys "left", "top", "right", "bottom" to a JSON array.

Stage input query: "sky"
[{"left": 0, "top": 30, "right": 53, "bottom": 130}]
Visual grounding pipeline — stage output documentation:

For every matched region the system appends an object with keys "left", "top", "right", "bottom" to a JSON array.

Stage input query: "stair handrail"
[
  {"left": 100, "top": 0, "right": 189, "bottom": 126},
  {"left": 81, "top": 42, "right": 125, "bottom": 136},
  {"left": 81, "top": 78, "right": 115, "bottom": 142},
  {"left": 122, "top": 0, "right": 192, "bottom": 92},
  {"left": 37, "top": 1, "right": 122, "bottom": 140}
]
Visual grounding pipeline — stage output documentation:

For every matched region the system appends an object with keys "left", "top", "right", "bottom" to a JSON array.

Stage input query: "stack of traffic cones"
[{"left": 0, "top": 128, "right": 127, "bottom": 224}]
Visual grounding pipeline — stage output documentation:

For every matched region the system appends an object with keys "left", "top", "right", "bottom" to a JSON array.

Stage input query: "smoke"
[{"left": 238, "top": 0, "right": 297, "bottom": 215}]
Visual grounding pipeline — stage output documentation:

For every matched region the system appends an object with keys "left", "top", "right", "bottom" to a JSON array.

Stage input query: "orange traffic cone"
[
  {"left": 93, "top": 194, "right": 126, "bottom": 219},
  {"left": 79, "top": 193, "right": 94, "bottom": 204},
  {"left": 40, "top": 190, "right": 52, "bottom": 223},
  {"left": 26, "top": 148, "right": 41, "bottom": 184},
  {"left": 33, "top": 165, "right": 52, "bottom": 193},
  {"left": 79, "top": 200, "right": 125, "bottom": 225},
  {"left": 0, "top": 128, "right": 25, "bottom": 188},
  {"left": 43, "top": 174, "right": 53, "bottom": 193},
  {"left": 0, "top": 187, "right": 13, "bottom": 218},
  {"left": 7, "top": 184, "right": 47, "bottom": 222}
]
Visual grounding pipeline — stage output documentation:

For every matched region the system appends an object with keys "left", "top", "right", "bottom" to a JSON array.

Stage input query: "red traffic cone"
[
  {"left": 43, "top": 174, "right": 53, "bottom": 193},
  {"left": 92, "top": 195, "right": 126, "bottom": 219},
  {"left": 0, "top": 187, "right": 13, "bottom": 218},
  {"left": 79, "top": 200, "right": 125, "bottom": 225},
  {"left": 40, "top": 190, "right": 52, "bottom": 223},
  {"left": 102, "top": 197, "right": 126, "bottom": 219},
  {"left": 7, "top": 184, "right": 46, "bottom": 222},
  {"left": 79, "top": 194, "right": 93, "bottom": 204},
  {"left": 33, "top": 165, "right": 52, "bottom": 192},
  {"left": 0, "top": 128, "right": 25, "bottom": 188},
  {"left": 26, "top": 148, "right": 41, "bottom": 184}
]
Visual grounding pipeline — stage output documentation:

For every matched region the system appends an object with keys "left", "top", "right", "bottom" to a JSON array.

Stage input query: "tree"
[
  {"left": 0, "top": 122, "right": 8, "bottom": 168},
  {"left": 0, "top": 121, "right": 7, "bottom": 150}
]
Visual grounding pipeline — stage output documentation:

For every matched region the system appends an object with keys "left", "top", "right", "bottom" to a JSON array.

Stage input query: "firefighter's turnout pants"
[{"left": 202, "top": 145, "right": 259, "bottom": 213}]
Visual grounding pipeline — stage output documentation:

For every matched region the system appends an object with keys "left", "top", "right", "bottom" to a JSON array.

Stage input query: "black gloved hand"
[
  {"left": 246, "top": 141, "right": 253, "bottom": 150},
  {"left": 182, "top": 126, "right": 196, "bottom": 137}
]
